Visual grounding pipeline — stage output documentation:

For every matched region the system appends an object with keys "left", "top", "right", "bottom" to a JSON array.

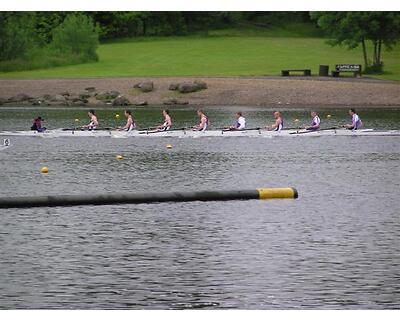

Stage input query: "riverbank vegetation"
[
  {"left": 0, "top": 12, "right": 399, "bottom": 80},
  {"left": 0, "top": 13, "right": 99, "bottom": 72}
]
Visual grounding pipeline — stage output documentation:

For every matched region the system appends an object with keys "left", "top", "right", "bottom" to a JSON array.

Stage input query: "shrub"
[
  {"left": 365, "top": 62, "right": 384, "bottom": 74},
  {"left": 0, "top": 48, "right": 91, "bottom": 73}
]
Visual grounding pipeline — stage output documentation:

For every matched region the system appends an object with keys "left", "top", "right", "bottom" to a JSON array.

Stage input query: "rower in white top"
[
  {"left": 156, "top": 109, "right": 172, "bottom": 131},
  {"left": 305, "top": 111, "right": 321, "bottom": 131},
  {"left": 118, "top": 110, "right": 136, "bottom": 131},
  {"left": 193, "top": 109, "right": 209, "bottom": 131},
  {"left": 344, "top": 108, "right": 362, "bottom": 130},
  {"left": 82, "top": 110, "right": 98, "bottom": 130},
  {"left": 229, "top": 112, "right": 246, "bottom": 130},
  {"left": 266, "top": 111, "right": 283, "bottom": 131}
]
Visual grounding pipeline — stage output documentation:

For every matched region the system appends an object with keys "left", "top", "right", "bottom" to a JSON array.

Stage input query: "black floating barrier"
[{"left": 0, "top": 188, "right": 298, "bottom": 209}]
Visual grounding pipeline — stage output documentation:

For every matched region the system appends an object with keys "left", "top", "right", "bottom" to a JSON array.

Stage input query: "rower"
[
  {"left": 118, "top": 110, "right": 136, "bottom": 131},
  {"left": 305, "top": 111, "right": 320, "bottom": 131},
  {"left": 266, "top": 111, "right": 283, "bottom": 131},
  {"left": 82, "top": 110, "right": 98, "bottom": 130},
  {"left": 229, "top": 112, "right": 246, "bottom": 130},
  {"left": 31, "top": 116, "right": 46, "bottom": 132},
  {"left": 344, "top": 108, "right": 362, "bottom": 130},
  {"left": 193, "top": 109, "right": 209, "bottom": 131},
  {"left": 156, "top": 109, "right": 172, "bottom": 131}
]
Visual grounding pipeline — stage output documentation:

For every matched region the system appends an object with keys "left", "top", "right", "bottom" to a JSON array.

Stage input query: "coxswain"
[
  {"left": 266, "top": 111, "right": 283, "bottom": 131},
  {"left": 118, "top": 110, "right": 136, "bottom": 131},
  {"left": 156, "top": 109, "right": 172, "bottom": 131},
  {"left": 229, "top": 112, "right": 246, "bottom": 130},
  {"left": 82, "top": 110, "right": 98, "bottom": 130},
  {"left": 31, "top": 116, "right": 46, "bottom": 132},
  {"left": 344, "top": 108, "right": 362, "bottom": 130},
  {"left": 305, "top": 111, "right": 320, "bottom": 131},
  {"left": 193, "top": 109, "right": 209, "bottom": 131}
]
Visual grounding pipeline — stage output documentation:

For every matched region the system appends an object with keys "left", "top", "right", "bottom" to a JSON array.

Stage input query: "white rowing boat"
[
  {"left": 0, "top": 129, "right": 112, "bottom": 138},
  {"left": 1, "top": 128, "right": 399, "bottom": 138}
]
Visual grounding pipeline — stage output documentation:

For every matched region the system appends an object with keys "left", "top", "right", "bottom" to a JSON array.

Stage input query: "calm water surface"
[{"left": 0, "top": 106, "right": 399, "bottom": 309}]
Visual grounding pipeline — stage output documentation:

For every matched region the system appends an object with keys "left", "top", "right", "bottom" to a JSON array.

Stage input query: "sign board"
[
  {"left": 3, "top": 138, "right": 10, "bottom": 147},
  {"left": 335, "top": 64, "right": 362, "bottom": 72}
]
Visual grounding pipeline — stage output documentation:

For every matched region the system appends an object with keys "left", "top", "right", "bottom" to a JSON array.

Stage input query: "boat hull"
[{"left": 1, "top": 128, "right": 399, "bottom": 138}]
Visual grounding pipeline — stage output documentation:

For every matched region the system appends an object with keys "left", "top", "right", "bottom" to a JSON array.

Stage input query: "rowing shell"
[
  {"left": 112, "top": 128, "right": 400, "bottom": 138},
  {"left": 1, "top": 128, "right": 399, "bottom": 138}
]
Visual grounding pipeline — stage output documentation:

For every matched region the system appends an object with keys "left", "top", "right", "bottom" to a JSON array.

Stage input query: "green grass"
[{"left": 1, "top": 25, "right": 399, "bottom": 80}]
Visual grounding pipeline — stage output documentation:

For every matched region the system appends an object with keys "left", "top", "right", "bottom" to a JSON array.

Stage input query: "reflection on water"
[{"left": 0, "top": 106, "right": 400, "bottom": 309}]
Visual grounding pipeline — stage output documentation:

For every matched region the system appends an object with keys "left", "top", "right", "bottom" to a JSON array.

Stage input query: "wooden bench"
[
  {"left": 281, "top": 69, "right": 311, "bottom": 76},
  {"left": 331, "top": 64, "right": 362, "bottom": 77}
]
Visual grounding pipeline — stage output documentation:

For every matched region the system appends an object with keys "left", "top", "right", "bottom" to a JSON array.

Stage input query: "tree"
[
  {"left": 0, "top": 12, "right": 37, "bottom": 61},
  {"left": 51, "top": 13, "right": 100, "bottom": 61},
  {"left": 35, "top": 12, "right": 68, "bottom": 44},
  {"left": 310, "top": 12, "right": 400, "bottom": 73}
]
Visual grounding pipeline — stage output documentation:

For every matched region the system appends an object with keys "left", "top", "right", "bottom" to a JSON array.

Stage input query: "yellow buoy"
[
  {"left": 327, "top": 114, "right": 332, "bottom": 118},
  {"left": 116, "top": 155, "right": 124, "bottom": 160},
  {"left": 75, "top": 118, "right": 80, "bottom": 122},
  {"left": 115, "top": 114, "right": 120, "bottom": 119},
  {"left": 294, "top": 119, "right": 299, "bottom": 122},
  {"left": 40, "top": 166, "right": 49, "bottom": 174},
  {"left": 166, "top": 144, "right": 173, "bottom": 149}
]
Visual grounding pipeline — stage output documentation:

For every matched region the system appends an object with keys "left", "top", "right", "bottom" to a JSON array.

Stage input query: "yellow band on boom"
[{"left": 257, "top": 188, "right": 298, "bottom": 199}]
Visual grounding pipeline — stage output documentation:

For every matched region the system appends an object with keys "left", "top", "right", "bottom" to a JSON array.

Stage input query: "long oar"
[
  {"left": 62, "top": 127, "right": 113, "bottom": 131},
  {"left": 289, "top": 127, "right": 339, "bottom": 135},
  {"left": 140, "top": 126, "right": 159, "bottom": 131},
  {"left": 220, "top": 127, "right": 261, "bottom": 132},
  {"left": 138, "top": 127, "right": 188, "bottom": 135}
]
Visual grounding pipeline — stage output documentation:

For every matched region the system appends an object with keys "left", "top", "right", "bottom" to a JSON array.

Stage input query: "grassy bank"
[{"left": 1, "top": 25, "right": 399, "bottom": 81}]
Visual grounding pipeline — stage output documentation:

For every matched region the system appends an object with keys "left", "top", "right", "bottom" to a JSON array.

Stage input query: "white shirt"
[
  {"left": 236, "top": 116, "right": 246, "bottom": 130},
  {"left": 312, "top": 115, "right": 320, "bottom": 127}
]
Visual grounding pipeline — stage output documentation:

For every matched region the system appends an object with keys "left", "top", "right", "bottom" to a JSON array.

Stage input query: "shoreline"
[{"left": 0, "top": 76, "right": 399, "bottom": 107}]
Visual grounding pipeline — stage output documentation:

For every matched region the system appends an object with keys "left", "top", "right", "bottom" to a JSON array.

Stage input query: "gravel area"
[{"left": 0, "top": 76, "right": 399, "bottom": 107}]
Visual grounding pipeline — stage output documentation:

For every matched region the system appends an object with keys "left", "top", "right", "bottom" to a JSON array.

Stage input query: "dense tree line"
[
  {"left": 0, "top": 12, "right": 99, "bottom": 71},
  {"left": 0, "top": 12, "right": 399, "bottom": 73},
  {"left": 90, "top": 12, "right": 310, "bottom": 39}
]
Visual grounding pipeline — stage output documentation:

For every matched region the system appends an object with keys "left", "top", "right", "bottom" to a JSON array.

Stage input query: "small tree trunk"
[
  {"left": 373, "top": 41, "right": 378, "bottom": 66},
  {"left": 142, "top": 19, "right": 146, "bottom": 36},
  {"left": 361, "top": 38, "right": 368, "bottom": 69},
  {"left": 377, "top": 39, "right": 382, "bottom": 65}
]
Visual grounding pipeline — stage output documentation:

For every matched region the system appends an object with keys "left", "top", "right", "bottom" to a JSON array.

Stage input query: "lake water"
[{"left": 0, "top": 106, "right": 399, "bottom": 309}]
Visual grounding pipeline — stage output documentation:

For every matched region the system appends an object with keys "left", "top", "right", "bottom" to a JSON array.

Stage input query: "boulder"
[
  {"left": 42, "top": 94, "right": 53, "bottom": 101},
  {"left": 79, "top": 92, "right": 92, "bottom": 99},
  {"left": 50, "top": 94, "right": 66, "bottom": 102},
  {"left": 85, "top": 87, "right": 96, "bottom": 92},
  {"left": 178, "top": 82, "right": 199, "bottom": 93},
  {"left": 8, "top": 93, "right": 34, "bottom": 103},
  {"left": 194, "top": 80, "right": 207, "bottom": 90},
  {"left": 95, "top": 90, "right": 120, "bottom": 101},
  {"left": 163, "top": 98, "right": 189, "bottom": 105},
  {"left": 71, "top": 100, "right": 87, "bottom": 106},
  {"left": 60, "top": 91, "right": 70, "bottom": 96},
  {"left": 176, "top": 81, "right": 208, "bottom": 93},
  {"left": 45, "top": 100, "right": 68, "bottom": 106},
  {"left": 134, "top": 100, "right": 148, "bottom": 106},
  {"left": 31, "top": 99, "right": 43, "bottom": 106},
  {"left": 133, "top": 81, "right": 154, "bottom": 92},
  {"left": 112, "top": 95, "right": 131, "bottom": 106},
  {"left": 168, "top": 83, "right": 179, "bottom": 91},
  {"left": 66, "top": 95, "right": 81, "bottom": 102},
  {"left": 0, "top": 97, "right": 5, "bottom": 105}
]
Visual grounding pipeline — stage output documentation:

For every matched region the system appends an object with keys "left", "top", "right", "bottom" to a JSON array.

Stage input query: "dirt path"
[{"left": 0, "top": 76, "right": 399, "bottom": 107}]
